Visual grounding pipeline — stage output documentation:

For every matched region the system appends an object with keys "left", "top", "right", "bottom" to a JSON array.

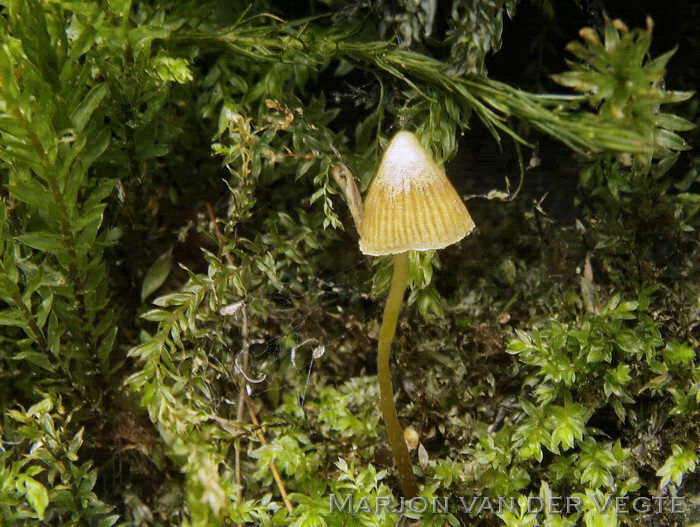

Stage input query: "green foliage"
[
  {"left": 656, "top": 445, "right": 698, "bottom": 488},
  {"left": 0, "top": 0, "right": 119, "bottom": 408},
  {"left": 0, "top": 1, "right": 697, "bottom": 526},
  {"left": 0, "top": 395, "right": 116, "bottom": 525},
  {"left": 446, "top": 0, "right": 520, "bottom": 75},
  {"left": 508, "top": 288, "right": 700, "bottom": 427},
  {"left": 552, "top": 17, "right": 696, "bottom": 208}
]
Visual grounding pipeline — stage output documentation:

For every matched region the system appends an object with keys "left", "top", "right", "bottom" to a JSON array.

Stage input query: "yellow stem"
[{"left": 377, "top": 251, "right": 418, "bottom": 498}]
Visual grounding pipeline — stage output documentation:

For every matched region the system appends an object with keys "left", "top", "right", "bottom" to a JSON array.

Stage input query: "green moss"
[{"left": 0, "top": 0, "right": 697, "bottom": 525}]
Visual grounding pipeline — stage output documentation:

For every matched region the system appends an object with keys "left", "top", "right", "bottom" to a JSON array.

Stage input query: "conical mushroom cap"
[{"left": 360, "top": 131, "right": 475, "bottom": 256}]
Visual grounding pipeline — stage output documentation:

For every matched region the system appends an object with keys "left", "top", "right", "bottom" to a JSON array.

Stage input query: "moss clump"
[{"left": 0, "top": 1, "right": 697, "bottom": 525}]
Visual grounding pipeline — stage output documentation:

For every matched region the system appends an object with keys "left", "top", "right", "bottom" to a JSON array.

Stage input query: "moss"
[{"left": 0, "top": 0, "right": 697, "bottom": 525}]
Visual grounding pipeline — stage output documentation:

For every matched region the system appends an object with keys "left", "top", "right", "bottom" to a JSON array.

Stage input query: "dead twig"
[
  {"left": 246, "top": 398, "right": 294, "bottom": 513},
  {"left": 205, "top": 202, "right": 292, "bottom": 518}
]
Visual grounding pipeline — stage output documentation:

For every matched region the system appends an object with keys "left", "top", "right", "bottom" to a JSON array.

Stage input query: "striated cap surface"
[{"left": 360, "top": 131, "right": 475, "bottom": 256}]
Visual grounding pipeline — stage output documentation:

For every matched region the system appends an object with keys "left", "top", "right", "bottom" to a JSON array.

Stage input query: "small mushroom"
[{"left": 360, "top": 130, "right": 475, "bottom": 498}]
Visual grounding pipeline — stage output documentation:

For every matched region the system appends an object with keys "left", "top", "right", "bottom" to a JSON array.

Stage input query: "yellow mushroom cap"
[{"left": 360, "top": 131, "right": 475, "bottom": 256}]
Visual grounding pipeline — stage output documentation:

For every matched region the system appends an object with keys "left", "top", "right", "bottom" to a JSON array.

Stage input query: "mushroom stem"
[{"left": 377, "top": 251, "right": 419, "bottom": 498}]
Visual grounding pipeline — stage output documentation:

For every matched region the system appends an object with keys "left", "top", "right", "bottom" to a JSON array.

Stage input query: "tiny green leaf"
[
  {"left": 141, "top": 251, "right": 173, "bottom": 303},
  {"left": 18, "top": 475, "right": 49, "bottom": 519}
]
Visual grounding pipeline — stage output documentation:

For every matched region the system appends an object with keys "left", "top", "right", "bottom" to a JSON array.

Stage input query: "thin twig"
[
  {"left": 235, "top": 306, "right": 249, "bottom": 524},
  {"left": 246, "top": 399, "right": 294, "bottom": 513},
  {"left": 205, "top": 203, "right": 289, "bottom": 518}
]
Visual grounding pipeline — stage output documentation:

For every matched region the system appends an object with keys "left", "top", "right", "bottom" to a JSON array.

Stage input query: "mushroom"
[{"left": 360, "top": 130, "right": 475, "bottom": 498}]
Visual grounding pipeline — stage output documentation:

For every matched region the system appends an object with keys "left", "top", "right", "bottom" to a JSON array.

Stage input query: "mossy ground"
[{"left": 0, "top": 1, "right": 698, "bottom": 526}]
